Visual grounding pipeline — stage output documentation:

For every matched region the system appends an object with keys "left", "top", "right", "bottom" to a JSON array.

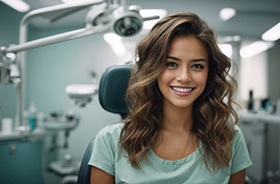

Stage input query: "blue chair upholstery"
[
  {"left": 77, "top": 64, "right": 132, "bottom": 184},
  {"left": 76, "top": 138, "right": 95, "bottom": 184},
  {"left": 98, "top": 64, "right": 132, "bottom": 118}
]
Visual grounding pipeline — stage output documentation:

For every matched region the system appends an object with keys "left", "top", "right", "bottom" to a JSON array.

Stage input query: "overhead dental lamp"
[
  {"left": 0, "top": 0, "right": 159, "bottom": 125},
  {"left": 86, "top": 3, "right": 145, "bottom": 37}
]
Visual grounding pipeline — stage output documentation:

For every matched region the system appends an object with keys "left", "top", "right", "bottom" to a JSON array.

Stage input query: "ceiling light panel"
[
  {"left": 219, "top": 7, "right": 236, "bottom": 21},
  {"left": 262, "top": 22, "right": 280, "bottom": 41}
]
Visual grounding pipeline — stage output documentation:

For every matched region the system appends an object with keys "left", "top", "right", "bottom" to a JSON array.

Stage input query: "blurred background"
[{"left": 0, "top": 0, "right": 280, "bottom": 183}]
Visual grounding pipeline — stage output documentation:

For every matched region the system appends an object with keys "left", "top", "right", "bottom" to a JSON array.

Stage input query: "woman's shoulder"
[
  {"left": 233, "top": 124, "right": 243, "bottom": 136},
  {"left": 231, "top": 124, "right": 252, "bottom": 173},
  {"left": 232, "top": 124, "right": 247, "bottom": 147},
  {"left": 96, "top": 121, "right": 124, "bottom": 139},
  {"left": 234, "top": 124, "right": 241, "bottom": 132}
]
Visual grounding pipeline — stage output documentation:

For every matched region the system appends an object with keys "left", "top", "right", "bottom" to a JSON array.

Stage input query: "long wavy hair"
[{"left": 120, "top": 12, "right": 238, "bottom": 171}]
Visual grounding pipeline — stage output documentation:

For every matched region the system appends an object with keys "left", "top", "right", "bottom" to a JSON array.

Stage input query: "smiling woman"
[{"left": 88, "top": 12, "right": 252, "bottom": 184}]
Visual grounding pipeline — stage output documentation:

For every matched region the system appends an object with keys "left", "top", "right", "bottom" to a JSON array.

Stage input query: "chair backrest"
[
  {"left": 76, "top": 138, "right": 95, "bottom": 184},
  {"left": 99, "top": 64, "right": 132, "bottom": 118},
  {"left": 77, "top": 64, "right": 132, "bottom": 184}
]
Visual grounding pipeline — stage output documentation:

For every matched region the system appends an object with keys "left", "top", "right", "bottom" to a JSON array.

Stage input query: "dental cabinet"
[
  {"left": 0, "top": 128, "right": 58, "bottom": 184},
  {"left": 0, "top": 139, "right": 45, "bottom": 184},
  {"left": 0, "top": 114, "right": 79, "bottom": 184},
  {"left": 239, "top": 112, "right": 280, "bottom": 183}
]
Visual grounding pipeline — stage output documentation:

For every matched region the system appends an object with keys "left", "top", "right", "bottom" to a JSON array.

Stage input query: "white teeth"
[{"left": 172, "top": 87, "right": 192, "bottom": 93}]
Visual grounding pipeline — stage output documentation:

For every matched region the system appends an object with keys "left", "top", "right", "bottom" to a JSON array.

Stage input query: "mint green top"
[{"left": 89, "top": 123, "right": 252, "bottom": 184}]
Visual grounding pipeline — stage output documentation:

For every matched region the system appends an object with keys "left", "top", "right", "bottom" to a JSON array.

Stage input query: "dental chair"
[
  {"left": 75, "top": 64, "right": 253, "bottom": 184},
  {"left": 76, "top": 64, "right": 132, "bottom": 184}
]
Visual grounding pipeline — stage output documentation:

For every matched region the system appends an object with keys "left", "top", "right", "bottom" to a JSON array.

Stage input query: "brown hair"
[{"left": 121, "top": 12, "right": 238, "bottom": 171}]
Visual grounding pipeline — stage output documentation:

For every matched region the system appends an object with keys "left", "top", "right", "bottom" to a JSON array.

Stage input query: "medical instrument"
[{"left": 0, "top": 0, "right": 159, "bottom": 126}]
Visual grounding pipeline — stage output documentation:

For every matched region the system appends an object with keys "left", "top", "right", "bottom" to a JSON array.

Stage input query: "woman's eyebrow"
[
  {"left": 191, "top": 58, "right": 208, "bottom": 63},
  {"left": 167, "top": 56, "right": 208, "bottom": 63},
  {"left": 166, "top": 56, "right": 180, "bottom": 61}
]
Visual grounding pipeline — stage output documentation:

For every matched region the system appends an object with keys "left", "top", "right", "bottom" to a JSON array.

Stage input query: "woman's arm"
[
  {"left": 90, "top": 166, "right": 115, "bottom": 184},
  {"left": 229, "top": 169, "right": 246, "bottom": 184}
]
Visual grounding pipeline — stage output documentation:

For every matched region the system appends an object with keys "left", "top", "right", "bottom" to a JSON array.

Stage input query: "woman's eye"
[
  {"left": 191, "top": 64, "right": 204, "bottom": 69},
  {"left": 166, "top": 62, "right": 178, "bottom": 68}
]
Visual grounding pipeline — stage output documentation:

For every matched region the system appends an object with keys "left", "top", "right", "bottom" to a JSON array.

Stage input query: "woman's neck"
[
  {"left": 161, "top": 104, "right": 194, "bottom": 132},
  {"left": 153, "top": 105, "right": 198, "bottom": 160}
]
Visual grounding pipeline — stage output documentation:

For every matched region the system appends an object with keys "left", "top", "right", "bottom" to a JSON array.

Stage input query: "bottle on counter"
[
  {"left": 265, "top": 100, "right": 273, "bottom": 114},
  {"left": 247, "top": 90, "right": 254, "bottom": 112},
  {"left": 28, "top": 102, "right": 37, "bottom": 132}
]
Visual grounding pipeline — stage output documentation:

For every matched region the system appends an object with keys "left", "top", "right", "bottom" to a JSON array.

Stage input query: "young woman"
[{"left": 89, "top": 12, "right": 252, "bottom": 184}]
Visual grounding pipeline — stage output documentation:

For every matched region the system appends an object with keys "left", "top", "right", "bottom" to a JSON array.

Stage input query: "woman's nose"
[{"left": 176, "top": 67, "right": 191, "bottom": 82}]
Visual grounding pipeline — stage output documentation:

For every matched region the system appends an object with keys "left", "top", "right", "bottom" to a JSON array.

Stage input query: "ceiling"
[{"left": 10, "top": 0, "right": 280, "bottom": 41}]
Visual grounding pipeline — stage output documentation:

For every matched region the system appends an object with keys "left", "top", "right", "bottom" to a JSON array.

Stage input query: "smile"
[{"left": 171, "top": 87, "right": 194, "bottom": 93}]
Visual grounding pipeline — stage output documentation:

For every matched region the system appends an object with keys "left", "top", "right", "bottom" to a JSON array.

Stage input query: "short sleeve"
[
  {"left": 88, "top": 124, "right": 122, "bottom": 176},
  {"left": 230, "top": 126, "right": 253, "bottom": 174}
]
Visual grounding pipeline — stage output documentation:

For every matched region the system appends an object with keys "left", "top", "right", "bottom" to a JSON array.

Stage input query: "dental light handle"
[
  {"left": 143, "top": 15, "right": 160, "bottom": 21},
  {"left": 5, "top": 27, "right": 105, "bottom": 54}
]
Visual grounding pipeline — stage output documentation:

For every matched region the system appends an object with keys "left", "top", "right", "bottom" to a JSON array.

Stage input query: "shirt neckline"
[{"left": 148, "top": 141, "right": 203, "bottom": 166}]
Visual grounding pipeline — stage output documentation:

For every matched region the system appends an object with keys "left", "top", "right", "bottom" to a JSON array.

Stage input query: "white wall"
[
  {"left": 267, "top": 41, "right": 280, "bottom": 102},
  {"left": 239, "top": 41, "right": 268, "bottom": 110},
  {"left": 239, "top": 40, "right": 280, "bottom": 110}
]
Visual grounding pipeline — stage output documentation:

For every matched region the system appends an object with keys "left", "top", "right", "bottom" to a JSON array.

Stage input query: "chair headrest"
[{"left": 98, "top": 65, "right": 132, "bottom": 117}]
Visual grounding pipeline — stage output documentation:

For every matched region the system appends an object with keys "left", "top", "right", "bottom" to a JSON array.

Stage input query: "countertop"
[{"left": 240, "top": 111, "right": 280, "bottom": 126}]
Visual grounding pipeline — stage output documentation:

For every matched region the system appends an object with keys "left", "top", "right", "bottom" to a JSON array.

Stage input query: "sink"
[{"left": 42, "top": 118, "right": 79, "bottom": 131}]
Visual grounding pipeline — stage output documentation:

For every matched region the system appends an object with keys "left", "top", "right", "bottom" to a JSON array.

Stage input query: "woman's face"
[{"left": 157, "top": 35, "right": 209, "bottom": 111}]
